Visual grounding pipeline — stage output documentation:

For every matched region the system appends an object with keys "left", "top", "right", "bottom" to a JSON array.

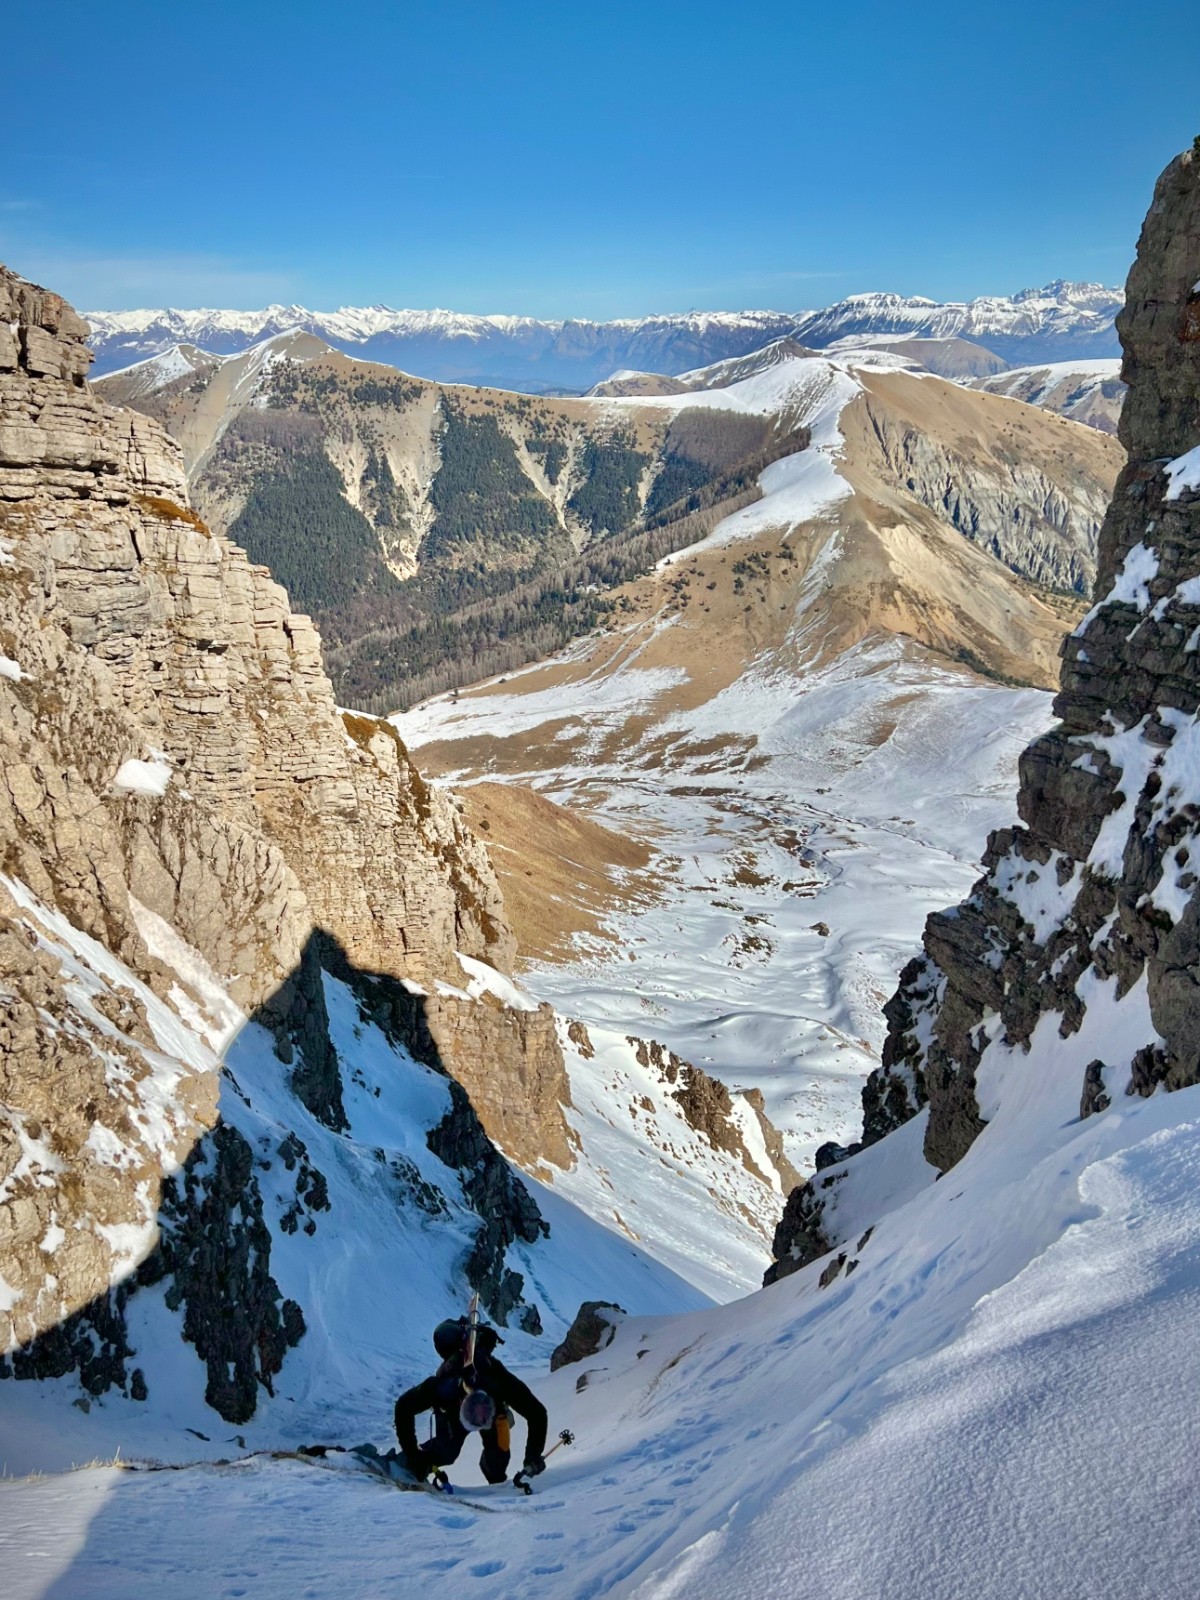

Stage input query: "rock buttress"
[
  {"left": 0, "top": 262, "right": 561, "bottom": 1391},
  {"left": 767, "top": 148, "right": 1200, "bottom": 1280}
]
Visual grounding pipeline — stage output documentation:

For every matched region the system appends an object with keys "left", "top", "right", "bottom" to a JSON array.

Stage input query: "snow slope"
[
  {"left": 555, "top": 1021, "right": 790, "bottom": 1301},
  {"left": 4, "top": 969, "right": 1195, "bottom": 1600},
  {"left": 0, "top": 882, "right": 710, "bottom": 1482},
  {"left": 400, "top": 640, "right": 1052, "bottom": 1174}
]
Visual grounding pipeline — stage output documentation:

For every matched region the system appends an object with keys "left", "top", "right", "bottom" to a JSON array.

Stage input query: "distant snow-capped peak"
[
  {"left": 791, "top": 282, "right": 1123, "bottom": 345},
  {"left": 83, "top": 283, "right": 1122, "bottom": 389}
]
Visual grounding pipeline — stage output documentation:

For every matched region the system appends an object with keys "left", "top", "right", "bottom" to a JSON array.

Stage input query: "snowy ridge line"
[
  {"left": 84, "top": 283, "right": 1121, "bottom": 348},
  {"left": 87, "top": 305, "right": 798, "bottom": 342},
  {"left": 84, "top": 282, "right": 1122, "bottom": 382}
]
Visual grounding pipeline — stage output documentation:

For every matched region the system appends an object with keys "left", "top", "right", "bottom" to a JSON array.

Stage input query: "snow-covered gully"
[{"left": 4, "top": 1043, "right": 1197, "bottom": 1599}]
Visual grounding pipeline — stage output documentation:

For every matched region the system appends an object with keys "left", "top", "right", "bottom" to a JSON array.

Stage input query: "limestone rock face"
[
  {"left": 0, "top": 263, "right": 565, "bottom": 1390},
  {"left": 626, "top": 1036, "right": 801, "bottom": 1192},
  {"left": 423, "top": 991, "right": 570, "bottom": 1172},
  {"left": 766, "top": 148, "right": 1200, "bottom": 1282},
  {"left": 0, "top": 280, "right": 512, "bottom": 1002},
  {"left": 850, "top": 374, "right": 1115, "bottom": 595}
]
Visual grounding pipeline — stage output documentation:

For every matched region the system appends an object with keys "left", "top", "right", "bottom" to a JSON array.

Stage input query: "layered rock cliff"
[
  {"left": 840, "top": 366, "right": 1118, "bottom": 597},
  {"left": 0, "top": 264, "right": 571, "bottom": 1405},
  {"left": 769, "top": 147, "right": 1200, "bottom": 1279}
]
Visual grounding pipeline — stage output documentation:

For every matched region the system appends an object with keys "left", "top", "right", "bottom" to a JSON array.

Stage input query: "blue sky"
[{"left": 3, "top": 0, "right": 1196, "bottom": 316}]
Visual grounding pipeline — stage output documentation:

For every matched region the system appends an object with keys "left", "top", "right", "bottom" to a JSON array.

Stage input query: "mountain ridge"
[
  {"left": 96, "top": 329, "right": 1121, "bottom": 711},
  {"left": 85, "top": 281, "right": 1123, "bottom": 389}
]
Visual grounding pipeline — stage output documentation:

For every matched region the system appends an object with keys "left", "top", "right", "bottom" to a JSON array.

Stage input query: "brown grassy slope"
[
  {"left": 457, "top": 782, "right": 660, "bottom": 963},
  {"left": 412, "top": 368, "right": 1123, "bottom": 833}
]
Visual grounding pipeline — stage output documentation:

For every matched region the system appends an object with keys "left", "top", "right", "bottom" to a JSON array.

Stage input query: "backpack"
[{"left": 432, "top": 1316, "right": 503, "bottom": 1363}]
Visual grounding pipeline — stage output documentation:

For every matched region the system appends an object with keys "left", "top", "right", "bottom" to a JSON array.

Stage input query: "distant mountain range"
[
  {"left": 85, "top": 281, "right": 1123, "bottom": 392},
  {"left": 96, "top": 311, "right": 1122, "bottom": 712}
]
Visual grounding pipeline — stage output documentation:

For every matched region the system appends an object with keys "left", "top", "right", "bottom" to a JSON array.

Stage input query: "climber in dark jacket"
[{"left": 394, "top": 1316, "right": 548, "bottom": 1485}]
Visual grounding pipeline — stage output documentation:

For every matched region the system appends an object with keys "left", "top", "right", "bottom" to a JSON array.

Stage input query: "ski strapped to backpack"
[
  {"left": 513, "top": 1428, "right": 575, "bottom": 1495},
  {"left": 457, "top": 1292, "right": 499, "bottom": 1433},
  {"left": 464, "top": 1290, "right": 479, "bottom": 1373}
]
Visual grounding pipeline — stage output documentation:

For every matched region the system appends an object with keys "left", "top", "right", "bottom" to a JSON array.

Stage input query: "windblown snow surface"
[{"left": 4, "top": 976, "right": 1196, "bottom": 1599}]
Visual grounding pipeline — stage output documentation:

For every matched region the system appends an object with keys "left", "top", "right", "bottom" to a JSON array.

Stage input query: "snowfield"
[
  {"left": 4, "top": 973, "right": 1197, "bottom": 1599},
  {"left": 400, "top": 637, "right": 1054, "bottom": 1175}
]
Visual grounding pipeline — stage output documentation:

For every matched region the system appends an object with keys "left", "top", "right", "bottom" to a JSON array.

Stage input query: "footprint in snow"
[{"left": 470, "top": 1560, "right": 506, "bottom": 1577}]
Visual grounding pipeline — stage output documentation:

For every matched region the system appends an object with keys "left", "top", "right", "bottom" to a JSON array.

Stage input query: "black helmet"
[{"left": 433, "top": 1317, "right": 467, "bottom": 1359}]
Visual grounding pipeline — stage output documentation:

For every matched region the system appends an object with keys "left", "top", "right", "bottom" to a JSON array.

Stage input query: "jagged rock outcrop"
[
  {"left": 549, "top": 1300, "right": 625, "bottom": 1371},
  {"left": 426, "top": 1081, "right": 548, "bottom": 1330},
  {"left": 144, "top": 1123, "right": 307, "bottom": 1423},
  {"left": 0, "top": 264, "right": 566, "bottom": 1398},
  {"left": 767, "top": 146, "right": 1200, "bottom": 1282},
  {"left": 626, "top": 1036, "right": 801, "bottom": 1192}
]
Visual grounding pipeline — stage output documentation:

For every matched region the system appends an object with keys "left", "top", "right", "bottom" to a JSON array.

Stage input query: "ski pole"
[{"left": 514, "top": 1429, "right": 575, "bottom": 1495}]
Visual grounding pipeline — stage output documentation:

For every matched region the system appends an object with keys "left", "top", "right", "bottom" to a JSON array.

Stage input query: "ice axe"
[{"left": 514, "top": 1429, "right": 575, "bottom": 1495}]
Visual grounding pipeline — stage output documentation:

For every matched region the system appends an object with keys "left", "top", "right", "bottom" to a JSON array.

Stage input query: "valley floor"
[{"left": 400, "top": 636, "right": 1055, "bottom": 1172}]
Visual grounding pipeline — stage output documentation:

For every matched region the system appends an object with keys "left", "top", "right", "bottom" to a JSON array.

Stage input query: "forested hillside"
[{"left": 102, "top": 345, "right": 811, "bottom": 707}]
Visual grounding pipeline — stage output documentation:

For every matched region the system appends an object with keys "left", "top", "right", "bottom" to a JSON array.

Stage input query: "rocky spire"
[{"left": 768, "top": 146, "right": 1200, "bottom": 1277}]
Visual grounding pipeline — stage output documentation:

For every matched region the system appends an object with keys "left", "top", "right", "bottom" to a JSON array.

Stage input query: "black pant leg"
[
  {"left": 479, "top": 1422, "right": 511, "bottom": 1484},
  {"left": 419, "top": 1410, "right": 467, "bottom": 1468}
]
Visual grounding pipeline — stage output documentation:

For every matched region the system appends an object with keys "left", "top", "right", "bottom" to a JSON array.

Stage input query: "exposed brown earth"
[{"left": 458, "top": 782, "right": 660, "bottom": 963}]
